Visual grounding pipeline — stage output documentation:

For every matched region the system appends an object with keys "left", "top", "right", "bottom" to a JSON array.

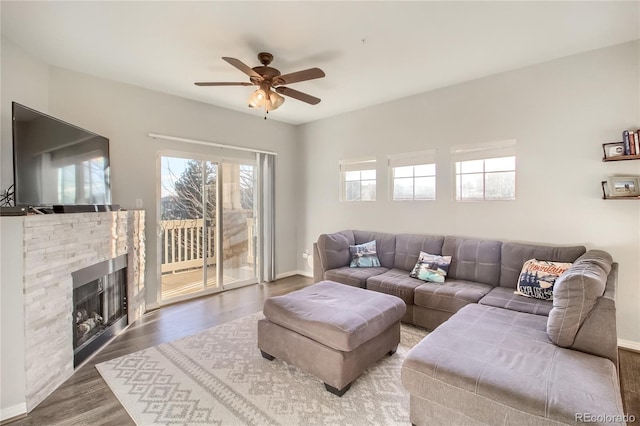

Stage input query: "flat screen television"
[{"left": 12, "top": 102, "right": 111, "bottom": 207}]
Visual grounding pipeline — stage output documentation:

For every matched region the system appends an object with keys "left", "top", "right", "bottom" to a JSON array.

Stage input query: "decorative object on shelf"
[
  {"left": 622, "top": 129, "right": 640, "bottom": 155},
  {"left": 601, "top": 176, "right": 640, "bottom": 199},
  {"left": 602, "top": 129, "right": 640, "bottom": 161},
  {"left": 602, "top": 142, "right": 626, "bottom": 159},
  {"left": 623, "top": 130, "right": 631, "bottom": 155}
]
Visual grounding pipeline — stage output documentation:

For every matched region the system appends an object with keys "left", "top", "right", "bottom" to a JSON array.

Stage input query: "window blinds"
[
  {"left": 338, "top": 158, "right": 377, "bottom": 172},
  {"left": 450, "top": 139, "right": 516, "bottom": 162},
  {"left": 387, "top": 149, "right": 436, "bottom": 168}
]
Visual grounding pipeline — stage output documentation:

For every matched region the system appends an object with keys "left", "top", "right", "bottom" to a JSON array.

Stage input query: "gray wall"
[
  {"left": 1, "top": 38, "right": 50, "bottom": 186},
  {"left": 47, "top": 67, "right": 300, "bottom": 308},
  {"left": 1, "top": 37, "right": 639, "bottom": 422},
  {"left": 0, "top": 37, "right": 49, "bottom": 420},
  {"left": 0, "top": 37, "right": 301, "bottom": 417},
  {"left": 0, "top": 218, "right": 26, "bottom": 419},
  {"left": 1, "top": 35, "right": 300, "bottom": 311},
  {"left": 297, "top": 41, "right": 640, "bottom": 344}
]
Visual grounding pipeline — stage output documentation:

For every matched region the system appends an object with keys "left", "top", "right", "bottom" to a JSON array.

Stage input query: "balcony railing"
[{"left": 160, "top": 218, "right": 254, "bottom": 274}]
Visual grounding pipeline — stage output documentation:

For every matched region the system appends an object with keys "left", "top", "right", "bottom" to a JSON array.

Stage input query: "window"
[
  {"left": 340, "top": 159, "right": 376, "bottom": 201},
  {"left": 452, "top": 140, "right": 516, "bottom": 201},
  {"left": 388, "top": 150, "right": 436, "bottom": 200}
]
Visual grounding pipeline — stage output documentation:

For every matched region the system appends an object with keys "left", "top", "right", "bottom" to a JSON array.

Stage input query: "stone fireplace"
[
  {"left": 72, "top": 254, "right": 128, "bottom": 367},
  {"left": 1, "top": 210, "right": 146, "bottom": 414}
]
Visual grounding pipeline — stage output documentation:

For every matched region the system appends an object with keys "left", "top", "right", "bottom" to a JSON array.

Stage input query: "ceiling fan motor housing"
[
  {"left": 257, "top": 52, "right": 274, "bottom": 65},
  {"left": 251, "top": 53, "right": 280, "bottom": 83},
  {"left": 251, "top": 66, "right": 281, "bottom": 80}
]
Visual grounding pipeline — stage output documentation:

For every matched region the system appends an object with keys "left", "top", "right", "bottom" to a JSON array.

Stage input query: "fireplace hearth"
[{"left": 72, "top": 254, "right": 128, "bottom": 367}]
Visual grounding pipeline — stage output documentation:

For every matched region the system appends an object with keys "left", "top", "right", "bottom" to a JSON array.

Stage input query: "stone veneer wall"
[{"left": 22, "top": 211, "right": 145, "bottom": 411}]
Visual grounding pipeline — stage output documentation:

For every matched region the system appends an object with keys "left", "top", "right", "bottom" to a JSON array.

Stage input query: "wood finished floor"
[
  {"left": 5, "top": 274, "right": 640, "bottom": 425},
  {"left": 620, "top": 348, "right": 640, "bottom": 424},
  {"left": 7, "top": 275, "right": 314, "bottom": 426}
]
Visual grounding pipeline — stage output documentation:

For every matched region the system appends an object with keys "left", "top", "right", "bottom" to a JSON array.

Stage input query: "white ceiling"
[{"left": 2, "top": 1, "right": 639, "bottom": 125}]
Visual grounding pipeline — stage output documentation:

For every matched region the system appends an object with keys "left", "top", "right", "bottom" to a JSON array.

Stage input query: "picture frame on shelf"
[
  {"left": 605, "top": 176, "right": 640, "bottom": 197},
  {"left": 602, "top": 142, "right": 625, "bottom": 159}
]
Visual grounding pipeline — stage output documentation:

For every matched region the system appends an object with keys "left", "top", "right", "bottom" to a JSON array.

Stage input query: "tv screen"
[{"left": 12, "top": 102, "right": 111, "bottom": 207}]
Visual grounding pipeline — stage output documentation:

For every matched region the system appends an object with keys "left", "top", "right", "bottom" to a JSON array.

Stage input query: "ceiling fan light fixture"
[
  {"left": 247, "top": 89, "right": 266, "bottom": 108},
  {"left": 268, "top": 92, "right": 285, "bottom": 110}
]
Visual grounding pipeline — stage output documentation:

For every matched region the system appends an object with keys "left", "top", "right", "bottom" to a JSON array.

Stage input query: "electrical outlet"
[
  {"left": 302, "top": 249, "right": 310, "bottom": 259},
  {"left": 135, "top": 198, "right": 143, "bottom": 208}
]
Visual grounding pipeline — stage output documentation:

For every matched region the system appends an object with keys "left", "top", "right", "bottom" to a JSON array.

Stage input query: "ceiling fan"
[{"left": 195, "top": 52, "right": 325, "bottom": 114}]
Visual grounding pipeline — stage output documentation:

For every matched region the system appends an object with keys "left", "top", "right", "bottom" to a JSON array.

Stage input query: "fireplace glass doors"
[{"left": 72, "top": 254, "right": 128, "bottom": 367}]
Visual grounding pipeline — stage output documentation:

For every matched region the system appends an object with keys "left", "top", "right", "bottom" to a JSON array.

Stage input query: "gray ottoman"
[{"left": 258, "top": 280, "right": 406, "bottom": 396}]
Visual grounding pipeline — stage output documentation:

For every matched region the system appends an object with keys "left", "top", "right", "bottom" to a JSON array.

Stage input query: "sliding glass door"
[
  {"left": 220, "top": 162, "right": 257, "bottom": 287},
  {"left": 159, "top": 154, "right": 257, "bottom": 302}
]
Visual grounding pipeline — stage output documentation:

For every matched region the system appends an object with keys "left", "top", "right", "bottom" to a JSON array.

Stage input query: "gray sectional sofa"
[{"left": 313, "top": 230, "right": 625, "bottom": 425}]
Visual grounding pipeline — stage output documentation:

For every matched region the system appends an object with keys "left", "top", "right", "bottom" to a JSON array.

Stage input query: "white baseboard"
[
  {"left": 618, "top": 338, "right": 640, "bottom": 352},
  {"left": 275, "top": 270, "right": 313, "bottom": 280},
  {"left": 1, "top": 402, "right": 27, "bottom": 422},
  {"left": 146, "top": 302, "right": 160, "bottom": 311}
]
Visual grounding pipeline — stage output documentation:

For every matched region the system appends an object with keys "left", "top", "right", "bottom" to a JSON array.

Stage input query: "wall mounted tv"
[{"left": 12, "top": 102, "right": 111, "bottom": 207}]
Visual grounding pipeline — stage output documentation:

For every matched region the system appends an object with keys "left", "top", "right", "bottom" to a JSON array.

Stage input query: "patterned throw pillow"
[
  {"left": 349, "top": 240, "right": 381, "bottom": 268},
  {"left": 515, "top": 259, "right": 573, "bottom": 300},
  {"left": 409, "top": 252, "right": 452, "bottom": 283}
]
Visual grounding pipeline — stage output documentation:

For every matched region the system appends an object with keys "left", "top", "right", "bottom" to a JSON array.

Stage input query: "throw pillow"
[
  {"left": 349, "top": 240, "right": 381, "bottom": 268},
  {"left": 547, "top": 250, "right": 611, "bottom": 347},
  {"left": 409, "top": 252, "right": 452, "bottom": 283},
  {"left": 515, "top": 259, "right": 573, "bottom": 300}
]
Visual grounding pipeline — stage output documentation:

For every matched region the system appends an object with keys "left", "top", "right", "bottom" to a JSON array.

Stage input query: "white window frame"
[
  {"left": 451, "top": 140, "right": 516, "bottom": 201},
  {"left": 388, "top": 149, "right": 436, "bottom": 201},
  {"left": 339, "top": 158, "right": 377, "bottom": 202}
]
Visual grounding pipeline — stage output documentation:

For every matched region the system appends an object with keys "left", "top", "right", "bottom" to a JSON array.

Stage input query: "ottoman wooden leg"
[
  {"left": 324, "top": 382, "right": 351, "bottom": 397},
  {"left": 260, "top": 350, "right": 275, "bottom": 361}
]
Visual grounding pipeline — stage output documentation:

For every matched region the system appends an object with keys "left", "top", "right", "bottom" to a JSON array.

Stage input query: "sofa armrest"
[
  {"left": 315, "top": 231, "right": 355, "bottom": 276},
  {"left": 570, "top": 262, "right": 618, "bottom": 367},
  {"left": 313, "top": 243, "right": 323, "bottom": 283}
]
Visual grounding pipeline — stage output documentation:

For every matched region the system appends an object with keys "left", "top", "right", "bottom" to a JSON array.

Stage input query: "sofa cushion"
[
  {"left": 414, "top": 280, "right": 493, "bottom": 314},
  {"left": 317, "top": 230, "right": 355, "bottom": 271},
  {"left": 479, "top": 286, "right": 553, "bottom": 316},
  {"left": 402, "top": 304, "right": 624, "bottom": 425},
  {"left": 349, "top": 240, "right": 381, "bottom": 268},
  {"left": 547, "top": 250, "right": 612, "bottom": 347},
  {"left": 442, "top": 237, "right": 502, "bottom": 286},
  {"left": 394, "top": 234, "right": 445, "bottom": 271},
  {"left": 324, "top": 266, "right": 389, "bottom": 288},
  {"left": 409, "top": 252, "right": 452, "bottom": 283},
  {"left": 353, "top": 230, "right": 396, "bottom": 268},
  {"left": 500, "top": 242, "right": 586, "bottom": 288},
  {"left": 515, "top": 259, "right": 573, "bottom": 300},
  {"left": 366, "top": 268, "right": 423, "bottom": 304}
]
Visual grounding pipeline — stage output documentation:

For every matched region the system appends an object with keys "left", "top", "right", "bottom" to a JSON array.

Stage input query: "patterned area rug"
[{"left": 96, "top": 312, "right": 428, "bottom": 425}]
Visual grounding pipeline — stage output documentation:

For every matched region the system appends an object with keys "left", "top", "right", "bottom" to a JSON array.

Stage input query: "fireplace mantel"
[{"left": 0, "top": 211, "right": 145, "bottom": 419}]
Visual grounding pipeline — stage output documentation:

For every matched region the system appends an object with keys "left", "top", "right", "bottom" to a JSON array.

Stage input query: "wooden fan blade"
[
  {"left": 222, "top": 57, "right": 262, "bottom": 79},
  {"left": 275, "top": 87, "right": 321, "bottom": 105},
  {"left": 273, "top": 68, "right": 325, "bottom": 86},
  {"left": 195, "top": 82, "right": 254, "bottom": 86}
]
